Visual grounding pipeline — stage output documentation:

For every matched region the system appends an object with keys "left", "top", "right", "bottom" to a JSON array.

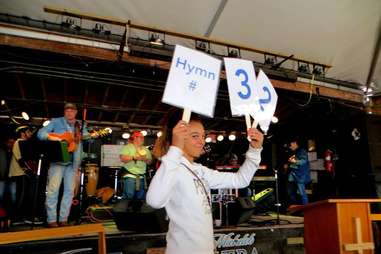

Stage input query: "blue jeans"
[
  {"left": 46, "top": 163, "right": 76, "bottom": 223},
  {"left": 122, "top": 177, "right": 145, "bottom": 200},
  {"left": 288, "top": 180, "right": 308, "bottom": 205}
]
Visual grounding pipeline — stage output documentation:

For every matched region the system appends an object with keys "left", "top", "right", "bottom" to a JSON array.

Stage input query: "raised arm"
[
  {"left": 146, "top": 120, "right": 187, "bottom": 208},
  {"left": 204, "top": 128, "right": 263, "bottom": 189},
  {"left": 146, "top": 146, "right": 182, "bottom": 208}
]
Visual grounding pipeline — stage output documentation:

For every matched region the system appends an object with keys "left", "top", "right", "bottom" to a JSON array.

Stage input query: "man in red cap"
[{"left": 120, "top": 131, "right": 152, "bottom": 199}]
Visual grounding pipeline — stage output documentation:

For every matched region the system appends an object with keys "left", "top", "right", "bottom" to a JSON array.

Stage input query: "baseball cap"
[
  {"left": 64, "top": 103, "right": 77, "bottom": 110},
  {"left": 131, "top": 131, "right": 144, "bottom": 139}
]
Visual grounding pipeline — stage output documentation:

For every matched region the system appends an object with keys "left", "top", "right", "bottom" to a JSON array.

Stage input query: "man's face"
[
  {"left": 183, "top": 121, "right": 205, "bottom": 160},
  {"left": 289, "top": 141, "right": 298, "bottom": 151},
  {"left": 64, "top": 108, "right": 77, "bottom": 121},
  {"left": 133, "top": 136, "right": 144, "bottom": 146},
  {"left": 25, "top": 129, "right": 32, "bottom": 139}
]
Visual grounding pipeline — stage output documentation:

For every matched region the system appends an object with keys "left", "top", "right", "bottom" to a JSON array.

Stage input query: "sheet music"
[{"left": 101, "top": 144, "right": 124, "bottom": 167}]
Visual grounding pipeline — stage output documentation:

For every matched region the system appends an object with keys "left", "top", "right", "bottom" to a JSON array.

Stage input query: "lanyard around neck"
[{"left": 180, "top": 163, "right": 211, "bottom": 208}]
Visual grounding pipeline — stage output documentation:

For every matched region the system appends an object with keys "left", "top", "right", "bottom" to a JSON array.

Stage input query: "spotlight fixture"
[
  {"left": 271, "top": 116, "right": 279, "bottom": 123},
  {"left": 61, "top": 18, "right": 81, "bottom": 31},
  {"left": 264, "top": 55, "right": 276, "bottom": 65},
  {"left": 141, "top": 130, "right": 148, "bottom": 136},
  {"left": 156, "top": 131, "right": 163, "bottom": 138},
  {"left": 217, "top": 134, "right": 224, "bottom": 142},
  {"left": 149, "top": 33, "right": 164, "bottom": 46},
  {"left": 21, "top": 112, "right": 30, "bottom": 121},
  {"left": 205, "top": 137, "right": 212, "bottom": 143},
  {"left": 42, "top": 120, "right": 50, "bottom": 127},
  {"left": 92, "top": 23, "right": 104, "bottom": 34},
  {"left": 228, "top": 134, "right": 236, "bottom": 141},
  {"left": 195, "top": 40, "right": 208, "bottom": 52},
  {"left": 298, "top": 62, "right": 310, "bottom": 73},
  {"left": 312, "top": 65, "right": 325, "bottom": 76},
  {"left": 122, "top": 132, "right": 130, "bottom": 139},
  {"left": 1, "top": 100, "right": 5, "bottom": 106},
  {"left": 228, "top": 47, "right": 240, "bottom": 58}
]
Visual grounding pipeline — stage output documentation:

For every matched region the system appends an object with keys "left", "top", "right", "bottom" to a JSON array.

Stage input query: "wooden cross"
[{"left": 343, "top": 217, "right": 374, "bottom": 254}]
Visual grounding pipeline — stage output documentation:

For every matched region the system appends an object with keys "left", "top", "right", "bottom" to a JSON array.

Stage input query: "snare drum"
[{"left": 85, "top": 163, "right": 99, "bottom": 196}]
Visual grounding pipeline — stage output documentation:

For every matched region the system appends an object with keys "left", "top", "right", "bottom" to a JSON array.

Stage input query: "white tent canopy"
[{"left": 1, "top": 0, "right": 380, "bottom": 93}]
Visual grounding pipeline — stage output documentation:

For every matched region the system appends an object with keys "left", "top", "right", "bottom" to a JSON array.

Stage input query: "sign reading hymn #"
[{"left": 162, "top": 44, "right": 222, "bottom": 118}]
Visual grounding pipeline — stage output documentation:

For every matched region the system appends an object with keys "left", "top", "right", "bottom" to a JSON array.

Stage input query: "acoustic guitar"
[{"left": 49, "top": 128, "right": 111, "bottom": 153}]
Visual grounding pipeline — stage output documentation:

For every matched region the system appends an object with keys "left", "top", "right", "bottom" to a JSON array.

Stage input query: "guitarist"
[
  {"left": 284, "top": 137, "right": 311, "bottom": 206},
  {"left": 8, "top": 126, "right": 33, "bottom": 223},
  {"left": 37, "top": 103, "right": 89, "bottom": 227}
]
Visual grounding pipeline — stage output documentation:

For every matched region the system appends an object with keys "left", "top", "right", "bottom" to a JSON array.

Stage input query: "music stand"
[{"left": 19, "top": 140, "right": 70, "bottom": 229}]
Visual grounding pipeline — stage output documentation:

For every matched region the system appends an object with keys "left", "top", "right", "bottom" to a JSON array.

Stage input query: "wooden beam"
[
  {"left": 0, "top": 32, "right": 362, "bottom": 104},
  {"left": 143, "top": 98, "right": 162, "bottom": 125},
  {"left": 113, "top": 88, "right": 129, "bottom": 122},
  {"left": 128, "top": 94, "right": 146, "bottom": 123},
  {"left": 44, "top": 6, "right": 330, "bottom": 68},
  {"left": 271, "top": 79, "right": 363, "bottom": 104},
  {"left": 15, "top": 75, "right": 26, "bottom": 99},
  {"left": 40, "top": 78, "right": 49, "bottom": 117},
  {"left": 97, "top": 86, "right": 110, "bottom": 121}
]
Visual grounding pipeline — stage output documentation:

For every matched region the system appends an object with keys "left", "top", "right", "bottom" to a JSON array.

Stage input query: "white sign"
[
  {"left": 251, "top": 69, "right": 278, "bottom": 133},
  {"left": 101, "top": 144, "right": 124, "bottom": 167},
  {"left": 224, "top": 58, "right": 260, "bottom": 116},
  {"left": 162, "top": 45, "right": 222, "bottom": 117}
]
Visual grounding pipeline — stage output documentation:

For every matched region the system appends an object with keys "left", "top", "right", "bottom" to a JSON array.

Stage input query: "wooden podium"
[{"left": 303, "top": 199, "right": 381, "bottom": 254}]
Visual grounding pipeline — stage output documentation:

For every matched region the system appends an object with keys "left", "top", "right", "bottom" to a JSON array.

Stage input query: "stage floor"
[{"left": 0, "top": 213, "right": 305, "bottom": 254}]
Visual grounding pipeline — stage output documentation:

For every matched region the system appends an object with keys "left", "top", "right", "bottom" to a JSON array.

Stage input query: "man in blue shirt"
[
  {"left": 37, "top": 103, "right": 88, "bottom": 227},
  {"left": 286, "top": 138, "right": 311, "bottom": 205}
]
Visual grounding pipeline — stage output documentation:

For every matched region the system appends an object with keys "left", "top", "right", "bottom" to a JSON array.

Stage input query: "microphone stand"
[
  {"left": 76, "top": 108, "right": 87, "bottom": 224},
  {"left": 274, "top": 169, "right": 281, "bottom": 225}
]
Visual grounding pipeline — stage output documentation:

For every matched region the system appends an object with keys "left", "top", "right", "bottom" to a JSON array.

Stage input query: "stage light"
[
  {"left": 298, "top": 62, "right": 310, "bottom": 73},
  {"left": 42, "top": 120, "right": 50, "bottom": 127},
  {"left": 228, "top": 47, "right": 240, "bottom": 58},
  {"left": 205, "top": 137, "right": 212, "bottom": 143},
  {"left": 264, "top": 55, "right": 276, "bottom": 65},
  {"left": 271, "top": 116, "right": 279, "bottom": 123},
  {"left": 312, "top": 65, "right": 325, "bottom": 76},
  {"left": 92, "top": 23, "right": 103, "bottom": 34},
  {"left": 122, "top": 133, "right": 130, "bottom": 139},
  {"left": 217, "top": 134, "right": 224, "bottom": 141},
  {"left": 1, "top": 100, "right": 5, "bottom": 106},
  {"left": 105, "top": 127, "right": 112, "bottom": 134},
  {"left": 156, "top": 131, "right": 163, "bottom": 138},
  {"left": 149, "top": 33, "right": 164, "bottom": 46},
  {"left": 141, "top": 130, "right": 148, "bottom": 136},
  {"left": 21, "top": 112, "right": 29, "bottom": 121},
  {"left": 195, "top": 41, "right": 207, "bottom": 52},
  {"left": 61, "top": 18, "right": 80, "bottom": 31},
  {"left": 228, "top": 134, "right": 236, "bottom": 141}
]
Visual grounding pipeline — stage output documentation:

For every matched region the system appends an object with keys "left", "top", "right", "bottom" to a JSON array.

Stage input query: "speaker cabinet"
[{"left": 113, "top": 200, "right": 168, "bottom": 233}]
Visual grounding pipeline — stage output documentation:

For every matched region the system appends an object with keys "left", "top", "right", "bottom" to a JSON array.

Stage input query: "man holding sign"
[{"left": 146, "top": 112, "right": 263, "bottom": 254}]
